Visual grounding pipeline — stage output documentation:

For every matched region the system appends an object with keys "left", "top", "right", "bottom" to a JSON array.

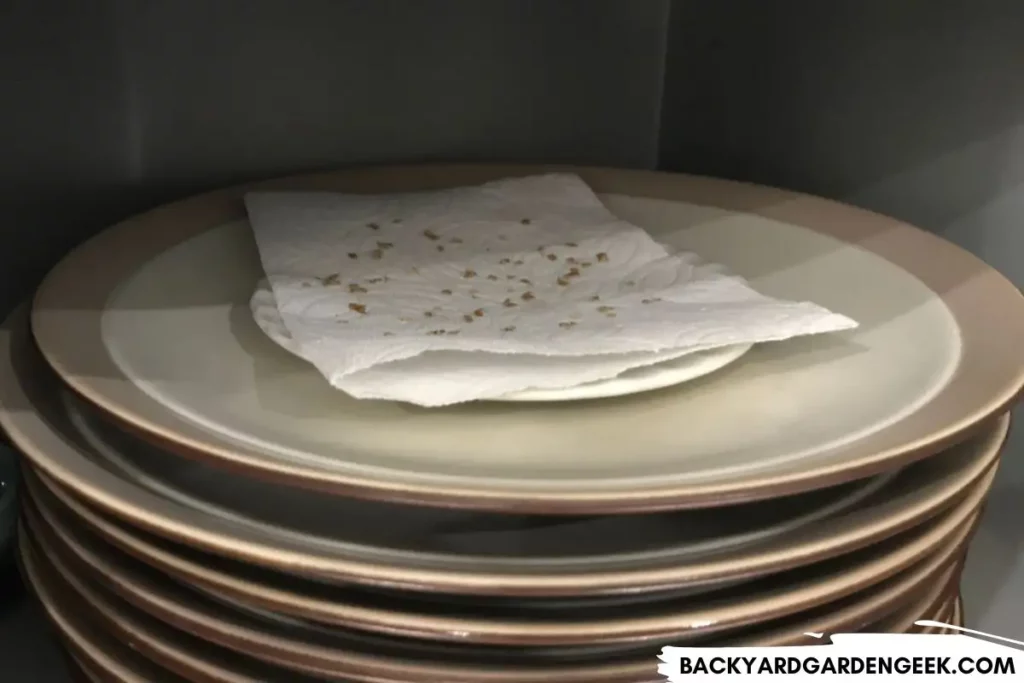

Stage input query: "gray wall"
[{"left": 660, "top": 0, "right": 1024, "bottom": 636}]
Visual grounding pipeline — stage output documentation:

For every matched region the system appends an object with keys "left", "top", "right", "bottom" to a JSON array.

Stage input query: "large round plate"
[
  {"left": 0, "top": 306, "right": 1008, "bottom": 595},
  {"left": 28, "top": 165, "right": 1024, "bottom": 513},
  {"left": 250, "top": 280, "right": 755, "bottom": 402},
  {"left": 23, "top": 471, "right": 981, "bottom": 647},
  {"left": 20, "top": 506, "right": 977, "bottom": 683}
]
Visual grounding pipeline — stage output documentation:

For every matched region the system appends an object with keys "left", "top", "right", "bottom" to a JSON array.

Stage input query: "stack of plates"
[{"left": 2, "top": 165, "right": 1023, "bottom": 682}]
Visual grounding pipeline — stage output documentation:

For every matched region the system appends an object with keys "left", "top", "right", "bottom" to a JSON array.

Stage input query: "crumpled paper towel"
[{"left": 244, "top": 174, "right": 857, "bottom": 406}]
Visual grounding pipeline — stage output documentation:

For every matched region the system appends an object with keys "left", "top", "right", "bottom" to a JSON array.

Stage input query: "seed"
[
  {"left": 589, "top": 295, "right": 600, "bottom": 301},
  {"left": 370, "top": 249, "right": 384, "bottom": 260},
  {"left": 424, "top": 311, "right": 434, "bottom": 317},
  {"left": 424, "top": 229, "right": 440, "bottom": 240},
  {"left": 383, "top": 331, "right": 394, "bottom": 336},
  {"left": 566, "top": 257, "right": 578, "bottom": 264},
  {"left": 450, "top": 237, "right": 463, "bottom": 244},
  {"left": 367, "top": 222, "right": 379, "bottom": 230},
  {"left": 462, "top": 269, "right": 477, "bottom": 279},
  {"left": 519, "top": 278, "right": 531, "bottom": 284},
  {"left": 348, "top": 252, "right": 358, "bottom": 259},
  {"left": 499, "top": 258, "right": 512, "bottom": 265},
  {"left": 513, "top": 260, "right": 524, "bottom": 266},
  {"left": 473, "top": 308, "right": 484, "bottom": 317},
  {"left": 427, "top": 329, "right": 446, "bottom": 336},
  {"left": 321, "top": 273, "right": 341, "bottom": 286},
  {"left": 437, "top": 245, "right": 445, "bottom": 252},
  {"left": 506, "top": 274, "right": 515, "bottom": 280},
  {"left": 559, "top": 321, "right": 577, "bottom": 329},
  {"left": 625, "top": 280, "right": 636, "bottom": 286},
  {"left": 566, "top": 242, "right": 578, "bottom": 247},
  {"left": 377, "top": 241, "right": 393, "bottom": 249},
  {"left": 566, "top": 267, "right": 581, "bottom": 278},
  {"left": 521, "top": 218, "right": 531, "bottom": 225},
  {"left": 522, "top": 291, "right": 535, "bottom": 301},
  {"left": 486, "top": 274, "right": 499, "bottom": 281},
  {"left": 597, "top": 305, "right": 615, "bottom": 313},
  {"left": 366, "top": 277, "right": 384, "bottom": 284},
  {"left": 349, "top": 303, "right": 367, "bottom": 314},
  {"left": 441, "top": 289, "right": 453, "bottom": 295},
  {"left": 463, "top": 314, "right": 474, "bottom": 323},
  {"left": 596, "top": 252, "right": 608, "bottom": 262},
  {"left": 581, "top": 261, "right": 592, "bottom": 268},
  {"left": 446, "top": 330, "right": 460, "bottom": 336},
  {"left": 348, "top": 283, "right": 367, "bottom": 293},
  {"left": 546, "top": 253, "right": 557, "bottom": 261},
  {"left": 556, "top": 277, "right": 569, "bottom": 286},
  {"left": 502, "top": 325, "right": 516, "bottom": 332},
  {"left": 392, "top": 218, "right": 402, "bottom": 224},
  {"left": 502, "top": 298, "right": 517, "bottom": 308},
  {"left": 642, "top": 298, "right": 660, "bottom": 304}
]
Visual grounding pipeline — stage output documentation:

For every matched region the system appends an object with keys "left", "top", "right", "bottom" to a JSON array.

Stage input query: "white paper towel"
[{"left": 245, "top": 174, "right": 857, "bottom": 406}]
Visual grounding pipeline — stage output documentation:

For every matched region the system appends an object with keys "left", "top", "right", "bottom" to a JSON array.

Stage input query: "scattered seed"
[
  {"left": 502, "top": 298, "right": 517, "bottom": 308},
  {"left": 367, "top": 222, "right": 380, "bottom": 230},
  {"left": 642, "top": 298, "right": 661, "bottom": 304},
  {"left": 486, "top": 274, "right": 499, "bottom": 281},
  {"left": 499, "top": 258, "right": 512, "bottom": 265},
  {"left": 392, "top": 218, "right": 402, "bottom": 224},
  {"left": 513, "top": 260, "right": 524, "bottom": 266},
  {"left": 519, "top": 278, "right": 531, "bottom": 284},
  {"left": 559, "top": 321, "right": 577, "bottom": 329},
  {"left": 462, "top": 269, "right": 477, "bottom": 279},
  {"left": 521, "top": 218, "right": 531, "bottom": 225},
  {"left": 546, "top": 253, "right": 557, "bottom": 261},
  {"left": 348, "top": 283, "right": 367, "bottom": 293},
  {"left": 424, "top": 311, "right": 434, "bottom": 318},
  {"left": 502, "top": 325, "right": 516, "bottom": 332},
  {"left": 349, "top": 303, "right": 367, "bottom": 314},
  {"left": 556, "top": 277, "right": 569, "bottom": 286},
  {"left": 473, "top": 308, "right": 485, "bottom": 317},
  {"left": 383, "top": 331, "right": 394, "bottom": 336},
  {"left": 506, "top": 274, "right": 515, "bottom": 280},
  {"left": 424, "top": 229, "right": 440, "bottom": 240},
  {"left": 366, "top": 277, "right": 384, "bottom": 284},
  {"left": 427, "top": 329, "right": 446, "bottom": 336},
  {"left": 566, "top": 267, "right": 581, "bottom": 278},
  {"left": 581, "top": 261, "right": 593, "bottom": 268},
  {"left": 376, "top": 241, "right": 394, "bottom": 249},
  {"left": 446, "top": 330, "right": 460, "bottom": 336},
  {"left": 450, "top": 237, "right": 463, "bottom": 244},
  {"left": 522, "top": 291, "right": 535, "bottom": 301},
  {"left": 441, "top": 289, "right": 453, "bottom": 295},
  {"left": 566, "top": 242, "right": 578, "bottom": 247},
  {"left": 625, "top": 280, "right": 636, "bottom": 286},
  {"left": 566, "top": 257, "right": 579, "bottom": 265},
  {"left": 589, "top": 295, "right": 601, "bottom": 301},
  {"left": 348, "top": 252, "right": 358, "bottom": 259},
  {"left": 370, "top": 249, "right": 384, "bottom": 260},
  {"left": 437, "top": 245, "right": 445, "bottom": 252},
  {"left": 596, "top": 252, "right": 609, "bottom": 262},
  {"left": 463, "top": 314, "right": 474, "bottom": 323},
  {"left": 598, "top": 305, "right": 615, "bottom": 313}
]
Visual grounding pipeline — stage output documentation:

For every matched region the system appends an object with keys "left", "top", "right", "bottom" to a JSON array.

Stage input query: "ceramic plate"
[
  {"left": 29, "top": 165, "right": 1024, "bottom": 512},
  {"left": 23, "top": 473, "right": 976, "bottom": 647},
  {"left": 1, "top": 311, "right": 1008, "bottom": 597},
  {"left": 251, "top": 280, "right": 754, "bottom": 402},
  {"left": 20, "top": 502, "right": 976, "bottom": 683},
  {"left": 1, "top": 306, "right": 1007, "bottom": 595}
]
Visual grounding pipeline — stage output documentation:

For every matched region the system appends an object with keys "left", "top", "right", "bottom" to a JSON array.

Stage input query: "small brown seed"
[
  {"left": 521, "top": 218, "right": 531, "bottom": 225},
  {"left": 522, "top": 291, "right": 535, "bottom": 301},
  {"left": 566, "top": 242, "right": 578, "bottom": 247},
  {"left": 642, "top": 298, "right": 660, "bottom": 304},
  {"left": 499, "top": 258, "right": 511, "bottom": 265},
  {"left": 424, "top": 311, "right": 434, "bottom": 317},
  {"left": 367, "top": 222, "right": 379, "bottom": 230},
  {"left": 349, "top": 303, "right": 367, "bottom": 314},
  {"left": 348, "top": 283, "right": 367, "bottom": 293},
  {"left": 348, "top": 252, "right": 358, "bottom": 259},
  {"left": 424, "top": 229, "right": 440, "bottom": 240},
  {"left": 566, "top": 267, "right": 581, "bottom": 278},
  {"left": 462, "top": 269, "right": 476, "bottom": 279},
  {"left": 450, "top": 237, "right": 463, "bottom": 244},
  {"left": 597, "top": 305, "right": 615, "bottom": 313},
  {"left": 519, "top": 278, "right": 531, "bottom": 284},
  {"left": 366, "top": 277, "right": 384, "bottom": 284},
  {"left": 473, "top": 308, "right": 484, "bottom": 317},
  {"left": 370, "top": 249, "right": 384, "bottom": 260},
  {"left": 556, "top": 277, "right": 569, "bottom": 286},
  {"left": 559, "top": 321, "right": 577, "bottom": 329},
  {"left": 463, "top": 314, "right": 474, "bottom": 323},
  {"left": 383, "top": 331, "right": 394, "bottom": 336},
  {"left": 589, "top": 295, "right": 601, "bottom": 301},
  {"left": 486, "top": 274, "right": 499, "bottom": 281},
  {"left": 546, "top": 253, "right": 557, "bottom": 261},
  {"left": 377, "top": 241, "right": 393, "bottom": 249},
  {"left": 321, "top": 273, "right": 341, "bottom": 286},
  {"left": 446, "top": 330, "right": 460, "bottom": 336},
  {"left": 502, "top": 298, "right": 517, "bottom": 308},
  {"left": 514, "top": 259, "right": 524, "bottom": 266},
  {"left": 596, "top": 252, "right": 609, "bottom": 262},
  {"left": 502, "top": 325, "right": 516, "bottom": 332},
  {"left": 437, "top": 245, "right": 445, "bottom": 252},
  {"left": 441, "top": 289, "right": 453, "bottom": 295},
  {"left": 581, "top": 261, "right": 592, "bottom": 268}
]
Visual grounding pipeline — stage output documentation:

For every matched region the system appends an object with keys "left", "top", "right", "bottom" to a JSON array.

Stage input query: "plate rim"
[
  {"left": 1, "top": 306, "right": 1011, "bottom": 594},
  {"left": 25, "top": 164, "right": 1024, "bottom": 512}
]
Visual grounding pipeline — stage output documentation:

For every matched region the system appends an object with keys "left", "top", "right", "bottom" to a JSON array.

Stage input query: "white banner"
[{"left": 658, "top": 623, "right": 1024, "bottom": 681}]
